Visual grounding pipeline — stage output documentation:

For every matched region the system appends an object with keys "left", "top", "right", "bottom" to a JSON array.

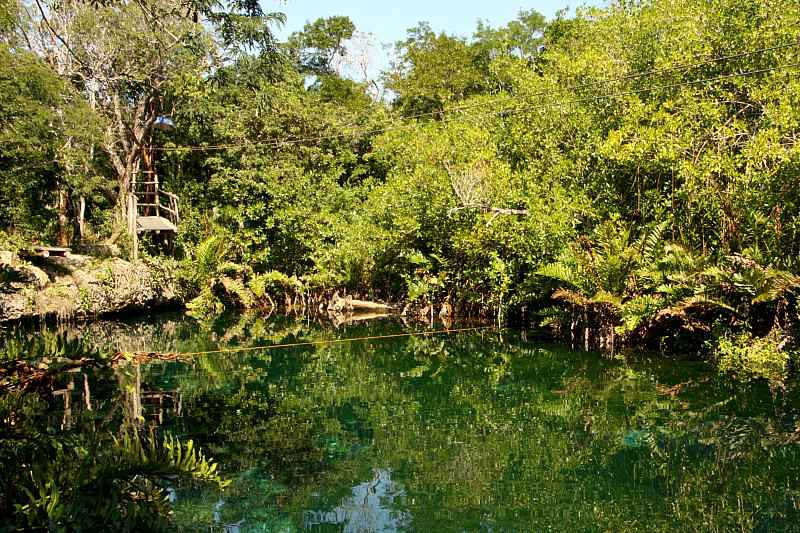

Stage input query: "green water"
[{"left": 10, "top": 312, "right": 800, "bottom": 531}]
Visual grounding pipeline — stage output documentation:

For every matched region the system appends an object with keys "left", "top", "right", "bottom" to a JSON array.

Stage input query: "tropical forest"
[{"left": 1, "top": 0, "right": 800, "bottom": 530}]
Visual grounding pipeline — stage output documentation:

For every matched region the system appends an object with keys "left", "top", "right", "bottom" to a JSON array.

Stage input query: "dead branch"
[{"left": 447, "top": 204, "right": 529, "bottom": 218}]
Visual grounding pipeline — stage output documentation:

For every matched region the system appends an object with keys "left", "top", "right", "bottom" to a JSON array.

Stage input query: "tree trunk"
[
  {"left": 75, "top": 195, "right": 86, "bottom": 244},
  {"left": 106, "top": 92, "right": 151, "bottom": 230},
  {"left": 583, "top": 311, "right": 589, "bottom": 351},
  {"left": 56, "top": 185, "right": 70, "bottom": 246}
]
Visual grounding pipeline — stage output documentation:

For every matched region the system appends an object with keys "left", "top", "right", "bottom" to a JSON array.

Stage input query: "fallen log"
[
  {"left": 349, "top": 299, "right": 395, "bottom": 310},
  {"left": 329, "top": 293, "right": 396, "bottom": 313}
]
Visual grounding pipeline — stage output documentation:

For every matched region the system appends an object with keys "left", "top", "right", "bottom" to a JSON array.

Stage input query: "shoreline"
[{"left": 1, "top": 251, "right": 185, "bottom": 324}]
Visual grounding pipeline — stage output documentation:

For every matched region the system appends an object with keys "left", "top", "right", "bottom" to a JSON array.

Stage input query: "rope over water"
[{"left": 114, "top": 325, "right": 503, "bottom": 363}]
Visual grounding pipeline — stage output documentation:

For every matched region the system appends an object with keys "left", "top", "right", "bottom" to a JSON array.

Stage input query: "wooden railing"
[
  {"left": 159, "top": 190, "right": 180, "bottom": 225},
  {"left": 128, "top": 189, "right": 180, "bottom": 226},
  {"left": 127, "top": 184, "right": 180, "bottom": 261}
]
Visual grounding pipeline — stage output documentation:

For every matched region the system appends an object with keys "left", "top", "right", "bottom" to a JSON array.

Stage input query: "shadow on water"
[{"left": 2, "top": 311, "right": 800, "bottom": 531}]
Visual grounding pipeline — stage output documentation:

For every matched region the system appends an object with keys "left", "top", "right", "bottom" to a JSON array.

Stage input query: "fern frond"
[
  {"left": 552, "top": 288, "right": 589, "bottom": 307},
  {"left": 669, "top": 295, "right": 737, "bottom": 314},
  {"left": 537, "top": 262, "right": 579, "bottom": 287},
  {"left": 590, "top": 289, "right": 623, "bottom": 308},
  {"left": 752, "top": 269, "right": 800, "bottom": 304},
  {"left": 193, "top": 234, "right": 228, "bottom": 282},
  {"left": 619, "top": 294, "right": 663, "bottom": 334},
  {"left": 638, "top": 220, "right": 669, "bottom": 265}
]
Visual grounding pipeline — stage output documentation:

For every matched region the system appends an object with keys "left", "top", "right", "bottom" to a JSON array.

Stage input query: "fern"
[
  {"left": 668, "top": 295, "right": 737, "bottom": 314},
  {"left": 191, "top": 234, "right": 228, "bottom": 285},
  {"left": 114, "top": 427, "right": 229, "bottom": 488},
  {"left": 590, "top": 289, "right": 623, "bottom": 308},
  {"left": 537, "top": 262, "right": 580, "bottom": 288},
  {"left": 17, "top": 479, "right": 64, "bottom": 524},
  {"left": 248, "top": 274, "right": 268, "bottom": 299},
  {"left": 752, "top": 268, "right": 800, "bottom": 304},
  {"left": 637, "top": 221, "right": 669, "bottom": 265},
  {"left": 162, "top": 434, "right": 230, "bottom": 488},
  {"left": 186, "top": 287, "right": 224, "bottom": 319},
  {"left": 248, "top": 271, "right": 304, "bottom": 303},
  {"left": 619, "top": 294, "right": 663, "bottom": 334},
  {"left": 535, "top": 306, "right": 570, "bottom": 329}
]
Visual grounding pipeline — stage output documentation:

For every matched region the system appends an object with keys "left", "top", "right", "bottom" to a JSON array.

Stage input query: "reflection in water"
[
  {"left": 51, "top": 371, "right": 92, "bottom": 429},
  {"left": 304, "top": 469, "right": 410, "bottom": 532},
  {"left": 5, "top": 312, "right": 800, "bottom": 531}
]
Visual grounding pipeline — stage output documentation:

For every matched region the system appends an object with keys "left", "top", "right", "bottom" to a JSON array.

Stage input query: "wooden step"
[{"left": 136, "top": 216, "right": 177, "bottom": 233}]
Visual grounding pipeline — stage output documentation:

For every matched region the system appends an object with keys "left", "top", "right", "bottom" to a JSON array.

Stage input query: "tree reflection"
[{"left": 3, "top": 313, "right": 800, "bottom": 531}]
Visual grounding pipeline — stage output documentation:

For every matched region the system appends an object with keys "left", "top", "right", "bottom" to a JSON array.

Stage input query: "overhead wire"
[{"left": 153, "top": 41, "right": 800, "bottom": 153}]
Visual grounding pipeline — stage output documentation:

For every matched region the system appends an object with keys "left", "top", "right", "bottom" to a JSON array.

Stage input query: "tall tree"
[
  {"left": 0, "top": 0, "right": 13, "bottom": 36},
  {"left": 385, "top": 22, "right": 494, "bottom": 117},
  {"left": 474, "top": 9, "right": 546, "bottom": 61},
  {"left": 20, "top": 0, "right": 215, "bottom": 235},
  {"left": 0, "top": 45, "right": 99, "bottom": 242},
  {"left": 19, "top": 0, "right": 289, "bottom": 237},
  {"left": 286, "top": 15, "right": 355, "bottom": 76}
]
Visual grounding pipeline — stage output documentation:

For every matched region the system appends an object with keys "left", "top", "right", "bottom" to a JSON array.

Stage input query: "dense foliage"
[{"left": 2, "top": 0, "right": 800, "bottom": 379}]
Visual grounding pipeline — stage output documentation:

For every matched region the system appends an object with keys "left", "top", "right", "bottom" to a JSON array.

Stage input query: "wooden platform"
[
  {"left": 127, "top": 180, "right": 180, "bottom": 260},
  {"left": 136, "top": 216, "right": 177, "bottom": 233}
]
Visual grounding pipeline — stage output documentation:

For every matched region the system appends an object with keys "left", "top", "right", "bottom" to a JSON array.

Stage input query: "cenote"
[{"left": 2, "top": 312, "right": 800, "bottom": 532}]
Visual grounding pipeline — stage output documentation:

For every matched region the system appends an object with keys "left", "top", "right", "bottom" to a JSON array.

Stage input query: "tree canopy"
[{"left": 287, "top": 15, "right": 356, "bottom": 76}]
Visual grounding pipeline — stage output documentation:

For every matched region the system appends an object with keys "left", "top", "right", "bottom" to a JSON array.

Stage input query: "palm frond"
[
  {"left": 752, "top": 269, "right": 800, "bottom": 304},
  {"left": 669, "top": 295, "right": 737, "bottom": 314}
]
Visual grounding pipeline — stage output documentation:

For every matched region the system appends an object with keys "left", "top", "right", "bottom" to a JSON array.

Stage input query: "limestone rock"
[{"left": 0, "top": 254, "right": 183, "bottom": 322}]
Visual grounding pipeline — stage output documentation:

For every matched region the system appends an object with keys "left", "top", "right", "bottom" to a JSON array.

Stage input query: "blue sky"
[{"left": 266, "top": 0, "right": 606, "bottom": 82}]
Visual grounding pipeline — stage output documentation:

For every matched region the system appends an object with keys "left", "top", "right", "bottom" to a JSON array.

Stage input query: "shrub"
[{"left": 713, "top": 330, "right": 796, "bottom": 384}]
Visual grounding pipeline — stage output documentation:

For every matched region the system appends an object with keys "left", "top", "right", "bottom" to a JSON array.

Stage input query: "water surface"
[{"left": 12, "top": 313, "right": 800, "bottom": 531}]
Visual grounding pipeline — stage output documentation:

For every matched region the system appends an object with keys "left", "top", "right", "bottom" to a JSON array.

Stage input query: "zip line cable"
[
  {"left": 154, "top": 55, "right": 800, "bottom": 153},
  {"left": 115, "top": 325, "right": 502, "bottom": 360}
]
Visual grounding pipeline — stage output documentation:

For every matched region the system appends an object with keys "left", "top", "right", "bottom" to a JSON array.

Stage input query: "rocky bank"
[{"left": 0, "top": 251, "right": 184, "bottom": 322}]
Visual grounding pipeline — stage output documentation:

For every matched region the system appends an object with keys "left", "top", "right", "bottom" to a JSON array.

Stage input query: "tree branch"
[
  {"left": 448, "top": 204, "right": 530, "bottom": 217},
  {"left": 33, "top": 0, "right": 89, "bottom": 70}
]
